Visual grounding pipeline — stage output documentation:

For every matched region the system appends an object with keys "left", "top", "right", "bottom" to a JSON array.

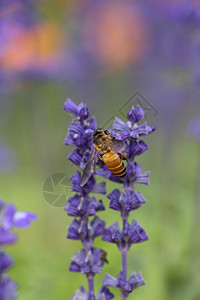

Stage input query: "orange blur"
[
  {"left": 82, "top": 2, "right": 148, "bottom": 71},
  {"left": 1, "top": 22, "right": 64, "bottom": 72}
]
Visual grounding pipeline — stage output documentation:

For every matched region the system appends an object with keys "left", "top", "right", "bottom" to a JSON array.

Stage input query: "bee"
[
  {"left": 100, "top": 249, "right": 109, "bottom": 264},
  {"left": 80, "top": 128, "right": 127, "bottom": 187}
]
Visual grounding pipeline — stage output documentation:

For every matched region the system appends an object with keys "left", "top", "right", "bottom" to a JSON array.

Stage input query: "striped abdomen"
[{"left": 103, "top": 151, "right": 126, "bottom": 177}]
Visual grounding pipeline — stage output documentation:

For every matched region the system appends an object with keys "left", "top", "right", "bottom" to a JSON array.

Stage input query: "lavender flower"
[
  {"left": 0, "top": 275, "right": 17, "bottom": 300},
  {"left": 70, "top": 171, "right": 106, "bottom": 195},
  {"left": 103, "top": 272, "right": 145, "bottom": 298},
  {"left": 65, "top": 195, "right": 104, "bottom": 217},
  {"left": 67, "top": 216, "right": 105, "bottom": 249},
  {"left": 64, "top": 98, "right": 96, "bottom": 169},
  {"left": 64, "top": 101, "right": 155, "bottom": 299},
  {"left": 0, "top": 199, "right": 37, "bottom": 299},
  {"left": 100, "top": 105, "right": 155, "bottom": 299},
  {"left": 113, "top": 106, "right": 155, "bottom": 140},
  {"left": 71, "top": 286, "right": 114, "bottom": 300},
  {"left": 107, "top": 189, "right": 146, "bottom": 214},
  {"left": 69, "top": 248, "right": 106, "bottom": 274},
  {"left": 102, "top": 220, "right": 148, "bottom": 251},
  {"left": 64, "top": 100, "right": 113, "bottom": 299}
]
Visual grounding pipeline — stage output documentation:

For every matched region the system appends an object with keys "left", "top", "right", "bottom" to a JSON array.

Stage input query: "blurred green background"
[{"left": 1, "top": 1, "right": 200, "bottom": 299}]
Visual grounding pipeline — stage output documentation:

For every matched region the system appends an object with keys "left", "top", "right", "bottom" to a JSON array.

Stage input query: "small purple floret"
[
  {"left": 113, "top": 105, "right": 155, "bottom": 141},
  {"left": 67, "top": 217, "right": 105, "bottom": 249},
  {"left": 71, "top": 286, "right": 88, "bottom": 300},
  {"left": 65, "top": 195, "right": 105, "bottom": 217},
  {"left": 0, "top": 252, "right": 13, "bottom": 272},
  {"left": 103, "top": 271, "right": 145, "bottom": 296},
  {"left": 71, "top": 286, "right": 114, "bottom": 300},
  {"left": 0, "top": 274, "right": 18, "bottom": 300},
  {"left": 127, "top": 105, "right": 145, "bottom": 123},
  {"left": 70, "top": 171, "right": 106, "bottom": 195},
  {"left": 108, "top": 189, "right": 146, "bottom": 213},
  {"left": 96, "top": 286, "right": 114, "bottom": 300},
  {"left": 102, "top": 220, "right": 148, "bottom": 250},
  {"left": 0, "top": 199, "right": 37, "bottom": 298},
  {"left": 63, "top": 98, "right": 90, "bottom": 121},
  {"left": 69, "top": 248, "right": 106, "bottom": 274},
  {"left": 0, "top": 202, "right": 37, "bottom": 246}
]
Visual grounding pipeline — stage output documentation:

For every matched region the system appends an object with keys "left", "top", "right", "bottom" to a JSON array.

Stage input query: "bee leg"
[
  {"left": 119, "top": 152, "right": 128, "bottom": 160},
  {"left": 98, "top": 154, "right": 105, "bottom": 165}
]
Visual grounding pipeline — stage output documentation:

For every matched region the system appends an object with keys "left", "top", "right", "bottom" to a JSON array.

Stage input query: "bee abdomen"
[{"left": 103, "top": 152, "right": 126, "bottom": 177}]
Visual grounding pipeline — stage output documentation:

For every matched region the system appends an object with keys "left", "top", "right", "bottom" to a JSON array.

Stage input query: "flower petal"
[
  {"left": 78, "top": 103, "right": 90, "bottom": 120},
  {"left": 68, "top": 149, "right": 82, "bottom": 166},
  {"left": 63, "top": 98, "right": 78, "bottom": 115},
  {"left": 103, "top": 273, "right": 118, "bottom": 287},
  {"left": 112, "top": 118, "right": 129, "bottom": 132},
  {"left": 0, "top": 274, "right": 18, "bottom": 300},
  {"left": 71, "top": 286, "right": 88, "bottom": 300},
  {"left": 13, "top": 212, "right": 37, "bottom": 228},
  {"left": 0, "top": 252, "right": 13, "bottom": 272},
  {"left": 127, "top": 105, "right": 145, "bottom": 123},
  {"left": 97, "top": 287, "right": 114, "bottom": 300}
]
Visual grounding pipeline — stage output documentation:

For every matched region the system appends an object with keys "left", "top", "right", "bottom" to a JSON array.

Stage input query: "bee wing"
[
  {"left": 80, "top": 149, "right": 97, "bottom": 187},
  {"left": 104, "top": 137, "right": 126, "bottom": 153}
]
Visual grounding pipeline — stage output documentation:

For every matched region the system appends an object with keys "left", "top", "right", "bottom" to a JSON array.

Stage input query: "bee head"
[
  {"left": 93, "top": 127, "right": 104, "bottom": 138},
  {"left": 93, "top": 127, "right": 110, "bottom": 138},
  {"left": 93, "top": 127, "right": 110, "bottom": 145}
]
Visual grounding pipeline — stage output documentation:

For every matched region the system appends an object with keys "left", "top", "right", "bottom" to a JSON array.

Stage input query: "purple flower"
[
  {"left": 65, "top": 195, "right": 105, "bottom": 217},
  {"left": 0, "top": 274, "right": 17, "bottom": 300},
  {"left": 0, "top": 199, "right": 37, "bottom": 299},
  {"left": 126, "top": 140, "right": 148, "bottom": 160},
  {"left": 71, "top": 286, "right": 88, "bottom": 300},
  {"left": 103, "top": 271, "right": 145, "bottom": 296},
  {"left": 65, "top": 120, "right": 93, "bottom": 148},
  {"left": 70, "top": 171, "right": 106, "bottom": 196},
  {"left": 64, "top": 100, "right": 155, "bottom": 298},
  {"left": 0, "top": 228, "right": 17, "bottom": 246},
  {"left": 0, "top": 252, "right": 13, "bottom": 272},
  {"left": 127, "top": 106, "right": 145, "bottom": 123},
  {"left": 126, "top": 163, "right": 150, "bottom": 186},
  {"left": 63, "top": 98, "right": 90, "bottom": 121},
  {"left": 13, "top": 211, "right": 37, "bottom": 227},
  {"left": 71, "top": 286, "right": 114, "bottom": 300},
  {"left": 107, "top": 189, "right": 146, "bottom": 213},
  {"left": 102, "top": 220, "right": 148, "bottom": 251},
  {"left": 0, "top": 203, "right": 37, "bottom": 246},
  {"left": 68, "top": 149, "right": 83, "bottom": 166},
  {"left": 112, "top": 106, "right": 155, "bottom": 141},
  {"left": 69, "top": 248, "right": 106, "bottom": 274},
  {"left": 113, "top": 118, "right": 155, "bottom": 140},
  {"left": 68, "top": 145, "right": 95, "bottom": 170},
  {"left": 64, "top": 99, "right": 97, "bottom": 171},
  {"left": 96, "top": 287, "right": 114, "bottom": 300},
  {"left": 64, "top": 100, "right": 109, "bottom": 299},
  {"left": 67, "top": 217, "right": 105, "bottom": 249}
]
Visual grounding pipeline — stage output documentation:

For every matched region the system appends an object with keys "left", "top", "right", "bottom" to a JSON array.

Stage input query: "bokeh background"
[{"left": 1, "top": 0, "right": 200, "bottom": 299}]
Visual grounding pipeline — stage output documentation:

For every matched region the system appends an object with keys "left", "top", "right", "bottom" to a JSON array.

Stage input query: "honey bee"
[
  {"left": 80, "top": 128, "right": 127, "bottom": 187},
  {"left": 100, "top": 249, "right": 109, "bottom": 264}
]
